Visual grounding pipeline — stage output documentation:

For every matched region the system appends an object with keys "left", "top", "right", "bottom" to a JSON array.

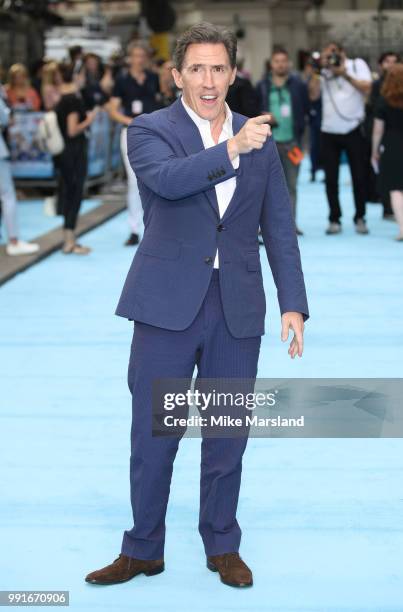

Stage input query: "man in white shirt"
[
  {"left": 181, "top": 95, "right": 239, "bottom": 268},
  {"left": 86, "top": 22, "right": 308, "bottom": 591},
  {"left": 309, "top": 42, "right": 372, "bottom": 235}
]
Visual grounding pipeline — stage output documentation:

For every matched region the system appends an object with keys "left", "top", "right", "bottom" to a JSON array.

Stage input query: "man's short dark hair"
[
  {"left": 126, "top": 41, "right": 150, "bottom": 56},
  {"left": 323, "top": 41, "right": 344, "bottom": 52},
  {"left": 271, "top": 46, "right": 289, "bottom": 59},
  {"left": 378, "top": 51, "right": 400, "bottom": 65},
  {"left": 173, "top": 22, "right": 237, "bottom": 72}
]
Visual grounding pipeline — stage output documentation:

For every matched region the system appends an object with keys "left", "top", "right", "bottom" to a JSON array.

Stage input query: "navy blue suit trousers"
[{"left": 121, "top": 271, "right": 261, "bottom": 559}]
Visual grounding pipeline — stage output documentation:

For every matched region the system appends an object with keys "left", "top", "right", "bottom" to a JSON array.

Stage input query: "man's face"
[
  {"left": 172, "top": 43, "right": 236, "bottom": 121},
  {"left": 270, "top": 53, "right": 290, "bottom": 77},
  {"left": 129, "top": 47, "right": 147, "bottom": 72},
  {"left": 381, "top": 54, "right": 398, "bottom": 74}
]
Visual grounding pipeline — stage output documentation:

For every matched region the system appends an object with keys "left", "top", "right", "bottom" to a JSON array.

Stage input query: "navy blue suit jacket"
[{"left": 115, "top": 97, "right": 309, "bottom": 338}]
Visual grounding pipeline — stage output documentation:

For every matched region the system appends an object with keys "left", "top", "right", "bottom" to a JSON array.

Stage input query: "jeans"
[{"left": 0, "top": 159, "right": 18, "bottom": 240}]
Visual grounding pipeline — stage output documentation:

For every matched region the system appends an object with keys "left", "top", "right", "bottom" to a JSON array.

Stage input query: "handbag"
[{"left": 37, "top": 111, "right": 65, "bottom": 155}]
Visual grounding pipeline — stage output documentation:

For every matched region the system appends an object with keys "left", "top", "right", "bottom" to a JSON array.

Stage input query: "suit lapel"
[
  {"left": 168, "top": 98, "right": 248, "bottom": 221},
  {"left": 168, "top": 99, "right": 219, "bottom": 217}
]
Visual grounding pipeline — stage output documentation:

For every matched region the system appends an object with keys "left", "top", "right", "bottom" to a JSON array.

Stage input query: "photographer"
[{"left": 309, "top": 42, "right": 372, "bottom": 235}]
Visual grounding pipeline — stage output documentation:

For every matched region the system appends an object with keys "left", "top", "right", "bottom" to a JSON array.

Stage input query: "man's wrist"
[{"left": 227, "top": 137, "right": 239, "bottom": 161}]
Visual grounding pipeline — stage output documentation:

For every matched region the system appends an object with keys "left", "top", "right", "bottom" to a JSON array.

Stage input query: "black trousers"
[
  {"left": 321, "top": 127, "right": 367, "bottom": 223},
  {"left": 55, "top": 139, "right": 87, "bottom": 231}
]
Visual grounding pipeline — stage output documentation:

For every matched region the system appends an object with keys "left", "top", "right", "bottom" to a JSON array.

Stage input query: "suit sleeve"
[
  {"left": 127, "top": 115, "right": 237, "bottom": 200},
  {"left": 260, "top": 137, "right": 309, "bottom": 321}
]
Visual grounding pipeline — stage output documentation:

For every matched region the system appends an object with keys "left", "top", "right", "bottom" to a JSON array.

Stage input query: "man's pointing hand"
[{"left": 227, "top": 115, "right": 272, "bottom": 160}]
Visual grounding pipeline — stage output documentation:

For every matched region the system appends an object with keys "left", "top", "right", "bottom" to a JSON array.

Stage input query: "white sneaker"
[{"left": 6, "top": 240, "right": 40, "bottom": 256}]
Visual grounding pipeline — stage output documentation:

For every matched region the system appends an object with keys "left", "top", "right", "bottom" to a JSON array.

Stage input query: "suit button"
[
  {"left": 204, "top": 256, "right": 213, "bottom": 264},
  {"left": 217, "top": 224, "right": 225, "bottom": 232}
]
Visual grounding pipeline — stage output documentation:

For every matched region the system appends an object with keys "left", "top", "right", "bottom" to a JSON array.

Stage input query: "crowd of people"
[
  {"left": 0, "top": 44, "right": 178, "bottom": 255},
  {"left": 1, "top": 37, "right": 403, "bottom": 257}
]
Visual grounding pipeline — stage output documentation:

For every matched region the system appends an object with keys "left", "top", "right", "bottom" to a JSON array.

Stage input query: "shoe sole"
[
  {"left": 85, "top": 564, "right": 165, "bottom": 585},
  {"left": 206, "top": 561, "right": 253, "bottom": 588}
]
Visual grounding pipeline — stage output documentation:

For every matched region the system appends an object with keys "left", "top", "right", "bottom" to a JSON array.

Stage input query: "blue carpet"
[
  {"left": 0, "top": 163, "right": 402, "bottom": 611},
  {"left": 0, "top": 199, "right": 101, "bottom": 245}
]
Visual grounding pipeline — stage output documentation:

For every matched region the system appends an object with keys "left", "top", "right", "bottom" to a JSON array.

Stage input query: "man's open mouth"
[{"left": 200, "top": 95, "right": 218, "bottom": 105}]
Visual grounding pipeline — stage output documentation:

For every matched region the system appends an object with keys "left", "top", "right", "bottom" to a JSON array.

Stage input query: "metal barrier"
[{"left": 8, "top": 110, "right": 122, "bottom": 188}]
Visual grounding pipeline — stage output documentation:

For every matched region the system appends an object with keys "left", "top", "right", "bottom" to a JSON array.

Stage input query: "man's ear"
[
  {"left": 172, "top": 67, "right": 183, "bottom": 90},
  {"left": 229, "top": 66, "right": 237, "bottom": 86}
]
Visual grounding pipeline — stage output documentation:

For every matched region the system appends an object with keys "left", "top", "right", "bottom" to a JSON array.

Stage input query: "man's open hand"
[
  {"left": 227, "top": 115, "right": 272, "bottom": 159},
  {"left": 281, "top": 312, "right": 304, "bottom": 359}
]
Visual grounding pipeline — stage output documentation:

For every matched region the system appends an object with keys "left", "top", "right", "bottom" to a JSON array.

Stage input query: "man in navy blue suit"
[{"left": 86, "top": 22, "right": 309, "bottom": 589}]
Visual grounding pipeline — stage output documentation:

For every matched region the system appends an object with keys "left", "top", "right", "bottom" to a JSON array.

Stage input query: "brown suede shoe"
[
  {"left": 85, "top": 554, "right": 164, "bottom": 585},
  {"left": 207, "top": 552, "right": 253, "bottom": 588}
]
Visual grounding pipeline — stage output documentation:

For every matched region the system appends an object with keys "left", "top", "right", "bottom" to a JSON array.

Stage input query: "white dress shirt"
[
  {"left": 181, "top": 96, "right": 239, "bottom": 268},
  {"left": 321, "top": 58, "right": 372, "bottom": 134}
]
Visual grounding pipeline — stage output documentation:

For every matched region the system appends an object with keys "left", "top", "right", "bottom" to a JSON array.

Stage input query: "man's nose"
[{"left": 202, "top": 69, "right": 215, "bottom": 88}]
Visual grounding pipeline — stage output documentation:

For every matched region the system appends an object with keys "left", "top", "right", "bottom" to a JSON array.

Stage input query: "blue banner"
[
  {"left": 9, "top": 112, "right": 53, "bottom": 179},
  {"left": 9, "top": 110, "right": 122, "bottom": 180}
]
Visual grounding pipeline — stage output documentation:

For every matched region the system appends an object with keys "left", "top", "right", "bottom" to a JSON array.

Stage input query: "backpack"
[{"left": 37, "top": 111, "right": 65, "bottom": 155}]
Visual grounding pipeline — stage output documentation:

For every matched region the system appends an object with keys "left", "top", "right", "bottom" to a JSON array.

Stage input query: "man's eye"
[
  {"left": 214, "top": 67, "right": 224, "bottom": 72},
  {"left": 191, "top": 67, "right": 200, "bottom": 72}
]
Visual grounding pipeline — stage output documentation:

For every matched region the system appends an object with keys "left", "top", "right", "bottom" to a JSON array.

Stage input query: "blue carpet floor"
[
  {"left": 1, "top": 163, "right": 402, "bottom": 611},
  {"left": 0, "top": 199, "right": 101, "bottom": 245}
]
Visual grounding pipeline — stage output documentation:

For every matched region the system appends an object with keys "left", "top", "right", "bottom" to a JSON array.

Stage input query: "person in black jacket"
[
  {"left": 107, "top": 42, "right": 160, "bottom": 246},
  {"left": 256, "top": 48, "right": 309, "bottom": 235},
  {"left": 226, "top": 62, "right": 260, "bottom": 117}
]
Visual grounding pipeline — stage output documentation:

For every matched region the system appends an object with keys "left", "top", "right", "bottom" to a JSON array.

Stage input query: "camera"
[
  {"left": 307, "top": 51, "right": 321, "bottom": 74},
  {"left": 326, "top": 52, "right": 342, "bottom": 68}
]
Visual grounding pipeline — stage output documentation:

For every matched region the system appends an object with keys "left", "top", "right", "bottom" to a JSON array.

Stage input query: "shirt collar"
[{"left": 180, "top": 95, "right": 233, "bottom": 135}]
